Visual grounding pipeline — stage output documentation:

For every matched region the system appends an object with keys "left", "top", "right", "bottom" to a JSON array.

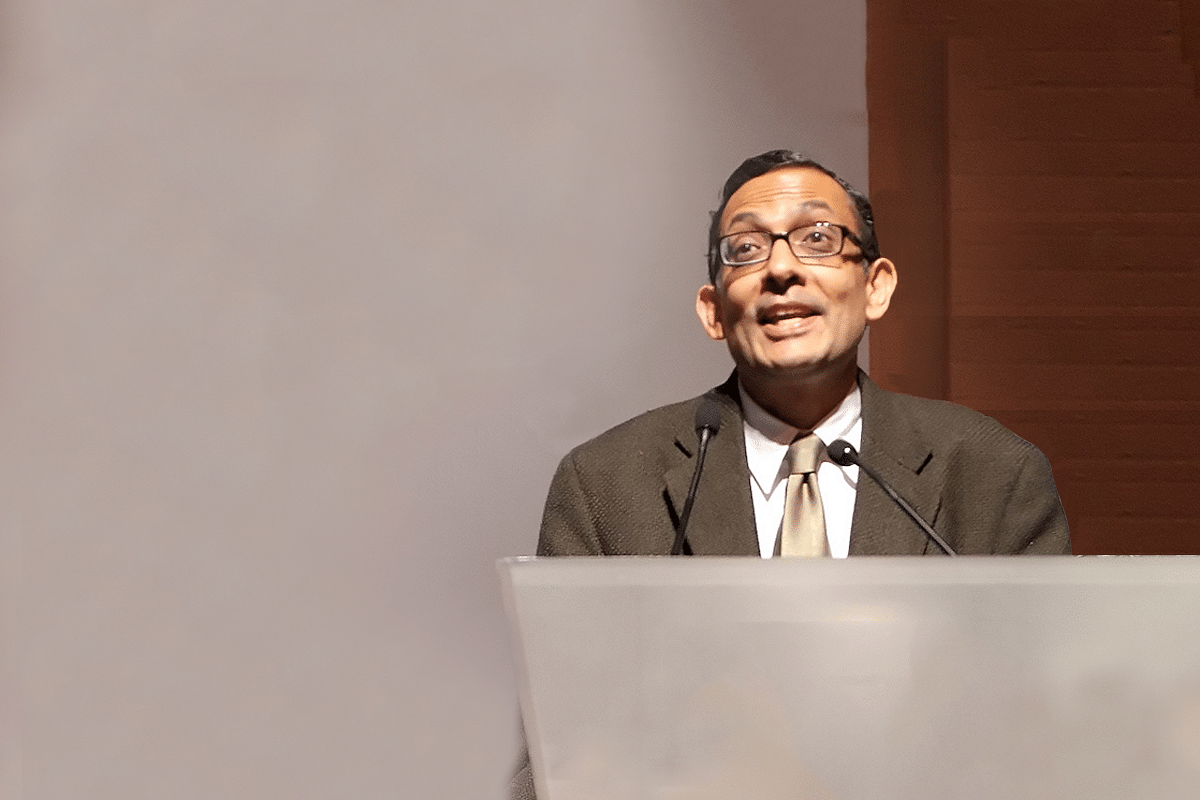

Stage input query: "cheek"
[
  {"left": 828, "top": 288, "right": 856, "bottom": 320},
  {"left": 830, "top": 277, "right": 869, "bottom": 309},
  {"left": 725, "top": 306, "right": 752, "bottom": 335},
  {"left": 826, "top": 287, "right": 869, "bottom": 332},
  {"left": 718, "top": 292, "right": 756, "bottom": 325}
]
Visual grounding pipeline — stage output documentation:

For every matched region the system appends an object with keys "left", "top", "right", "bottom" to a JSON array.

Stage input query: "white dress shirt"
[{"left": 740, "top": 383, "right": 862, "bottom": 558}]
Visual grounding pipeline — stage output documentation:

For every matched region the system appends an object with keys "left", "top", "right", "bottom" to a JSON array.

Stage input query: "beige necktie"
[{"left": 777, "top": 433, "right": 829, "bottom": 557}]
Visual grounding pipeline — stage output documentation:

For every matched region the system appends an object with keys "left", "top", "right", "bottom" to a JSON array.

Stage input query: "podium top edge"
[{"left": 496, "top": 554, "right": 1200, "bottom": 587}]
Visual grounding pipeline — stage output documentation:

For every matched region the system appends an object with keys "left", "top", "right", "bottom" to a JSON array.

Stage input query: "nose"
[{"left": 762, "top": 235, "right": 809, "bottom": 286}]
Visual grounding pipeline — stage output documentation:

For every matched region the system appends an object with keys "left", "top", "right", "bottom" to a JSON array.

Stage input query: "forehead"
[{"left": 719, "top": 167, "right": 856, "bottom": 232}]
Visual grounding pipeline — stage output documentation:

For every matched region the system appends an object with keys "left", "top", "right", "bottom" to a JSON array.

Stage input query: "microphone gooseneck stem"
[
  {"left": 856, "top": 459, "right": 956, "bottom": 556},
  {"left": 671, "top": 427, "right": 713, "bottom": 556},
  {"left": 828, "top": 440, "right": 957, "bottom": 557}
]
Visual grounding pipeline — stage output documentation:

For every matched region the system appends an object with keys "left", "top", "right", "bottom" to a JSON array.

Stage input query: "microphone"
[
  {"left": 826, "top": 439, "right": 957, "bottom": 556},
  {"left": 670, "top": 399, "right": 723, "bottom": 555}
]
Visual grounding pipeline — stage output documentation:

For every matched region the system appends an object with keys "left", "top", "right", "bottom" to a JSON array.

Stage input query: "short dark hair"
[{"left": 706, "top": 150, "right": 880, "bottom": 284}]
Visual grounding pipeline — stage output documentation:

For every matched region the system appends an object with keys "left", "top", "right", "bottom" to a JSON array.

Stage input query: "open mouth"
[{"left": 758, "top": 304, "right": 819, "bottom": 325}]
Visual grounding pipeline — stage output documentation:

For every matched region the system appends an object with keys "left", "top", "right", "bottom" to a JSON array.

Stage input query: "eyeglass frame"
[{"left": 714, "top": 222, "right": 869, "bottom": 268}]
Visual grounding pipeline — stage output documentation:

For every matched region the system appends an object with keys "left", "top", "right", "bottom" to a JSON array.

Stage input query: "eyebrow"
[{"left": 724, "top": 199, "right": 839, "bottom": 230}]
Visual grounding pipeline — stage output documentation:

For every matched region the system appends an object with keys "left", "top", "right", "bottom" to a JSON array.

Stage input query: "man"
[
  {"left": 537, "top": 149, "right": 1069, "bottom": 560},
  {"left": 510, "top": 150, "right": 1068, "bottom": 798}
]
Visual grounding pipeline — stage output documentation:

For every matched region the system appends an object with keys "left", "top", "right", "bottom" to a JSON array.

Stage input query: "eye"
[
  {"left": 722, "top": 232, "right": 768, "bottom": 263},
  {"left": 792, "top": 224, "right": 841, "bottom": 255},
  {"left": 802, "top": 228, "right": 830, "bottom": 245}
]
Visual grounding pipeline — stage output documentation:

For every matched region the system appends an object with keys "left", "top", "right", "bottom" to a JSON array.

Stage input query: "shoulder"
[
  {"left": 571, "top": 398, "right": 695, "bottom": 454},
  {"left": 561, "top": 379, "right": 741, "bottom": 472},
  {"left": 868, "top": 376, "right": 1027, "bottom": 443},
  {"left": 538, "top": 378, "right": 746, "bottom": 556},
  {"left": 858, "top": 375, "right": 1069, "bottom": 554},
  {"left": 861, "top": 376, "right": 1038, "bottom": 457}
]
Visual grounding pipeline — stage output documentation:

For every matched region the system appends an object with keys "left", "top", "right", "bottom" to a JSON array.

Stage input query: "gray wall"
[{"left": 1, "top": 1, "right": 866, "bottom": 797}]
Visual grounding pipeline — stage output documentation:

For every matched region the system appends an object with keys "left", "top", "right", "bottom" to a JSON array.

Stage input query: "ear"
[
  {"left": 696, "top": 284, "right": 726, "bottom": 341},
  {"left": 864, "top": 257, "right": 897, "bottom": 322}
]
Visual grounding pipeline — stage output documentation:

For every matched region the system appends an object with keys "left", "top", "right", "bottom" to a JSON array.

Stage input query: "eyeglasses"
[{"left": 716, "top": 222, "right": 865, "bottom": 267}]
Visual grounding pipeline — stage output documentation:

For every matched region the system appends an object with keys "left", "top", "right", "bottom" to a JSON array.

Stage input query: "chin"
[
  {"left": 747, "top": 361, "right": 826, "bottom": 382},
  {"left": 760, "top": 354, "right": 856, "bottom": 382},
  {"left": 763, "top": 349, "right": 829, "bottom": 374}
]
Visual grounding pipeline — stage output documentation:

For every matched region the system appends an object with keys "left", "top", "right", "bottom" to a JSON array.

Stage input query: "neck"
[{"left": 739, "top": 362, "right": 858, "bottom": 433}]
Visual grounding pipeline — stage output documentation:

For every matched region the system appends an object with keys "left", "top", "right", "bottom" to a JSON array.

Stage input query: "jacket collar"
[
  {"left": 662, "top": 370, "right": 943, "bottom": 557},
  {"left": 849, "top": 370, "right": 941, "bottom": 555},
  {"left": 663, "top": 373, "right": 760, "bottom": 556}
]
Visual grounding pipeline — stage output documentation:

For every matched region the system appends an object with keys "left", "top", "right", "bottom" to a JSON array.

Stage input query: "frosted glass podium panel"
[{"left": 499, "top": 556, "right": 1200, "bottom": 800}]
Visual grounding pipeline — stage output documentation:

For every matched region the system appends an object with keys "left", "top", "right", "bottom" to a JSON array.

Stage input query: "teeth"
[{"left": 764, "top": 309, "right": 812, "bottom": 323}]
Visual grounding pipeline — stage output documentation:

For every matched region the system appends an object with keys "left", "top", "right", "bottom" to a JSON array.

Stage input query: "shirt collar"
[{"left": 740, "top": 381, "right": 863, "bottom": 494}]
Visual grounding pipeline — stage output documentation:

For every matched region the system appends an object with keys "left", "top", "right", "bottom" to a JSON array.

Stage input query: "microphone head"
[
  {"left": 694, "top": 398, "right": 723, "bottom": 435},
  {"left": 826, "top": 439, "right": 858, "bottom": 466}
]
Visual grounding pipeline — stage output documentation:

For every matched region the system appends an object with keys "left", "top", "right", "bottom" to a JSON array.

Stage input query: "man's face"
[{"left": 695, "top": 166, "right": 895, "bottom": 385}]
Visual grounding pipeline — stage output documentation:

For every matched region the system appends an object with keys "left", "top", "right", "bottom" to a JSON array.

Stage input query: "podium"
[{"left": 500, "top": 556, "right": 1200, "bottom": 800}]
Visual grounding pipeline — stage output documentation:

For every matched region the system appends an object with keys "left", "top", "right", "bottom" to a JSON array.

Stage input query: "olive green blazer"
[{"left": 537, "top": 371, "right": 1070, "bottom": 557}]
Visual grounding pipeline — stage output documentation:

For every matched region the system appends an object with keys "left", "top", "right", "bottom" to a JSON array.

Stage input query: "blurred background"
[
  {"left": 3, "top": 0, "right": 1198, "bottom": 797},
  {"left": 0, "top": 1, "right": 867, "bottom": 797}
]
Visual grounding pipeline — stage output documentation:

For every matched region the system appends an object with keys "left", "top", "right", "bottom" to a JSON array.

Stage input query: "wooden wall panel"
[
  {"left": 951, "top": 318, "right": 1200, "bottom": 366},
  {"left": 900, "top": 1, "right": 1181, "bottom": 47},
  {"left": 869, "top": 0, "right": 1200, "bottom": 554},
  {"left": 1183, "top": 0, "right": 1200, "bottom": 85},
  {"left": 864, "top": 2, "right": 949, "bottom": 399},
  {"left": 951, "top": 140, "right": 1200, "bottom": 177}
]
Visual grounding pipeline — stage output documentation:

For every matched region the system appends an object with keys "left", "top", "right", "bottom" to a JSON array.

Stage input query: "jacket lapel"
[
  {"left": 664, "top": 375, "right": 760, "bottom": 556},
  {"left": 849, "top": 374, "right": 943, "bottom": 555},
  {"left": 661, "top": 371, "right": 944, "bottom": 557}
]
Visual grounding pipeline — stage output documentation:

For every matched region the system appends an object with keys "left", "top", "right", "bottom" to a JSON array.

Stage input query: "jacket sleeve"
[
  {"left": 507, "top": 733, "right": 537, "bottom": 800},
  {"left": 1000, "top": 445, "right": 1072, "bottom": 555},
  {"left": 536, "top": 452, "right": 605, "bottom": 556}
]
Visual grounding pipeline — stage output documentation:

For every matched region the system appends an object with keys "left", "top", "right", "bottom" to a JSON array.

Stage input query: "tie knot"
[{"left": 789, "top": 434, "right": 824, "bottom": 476}]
